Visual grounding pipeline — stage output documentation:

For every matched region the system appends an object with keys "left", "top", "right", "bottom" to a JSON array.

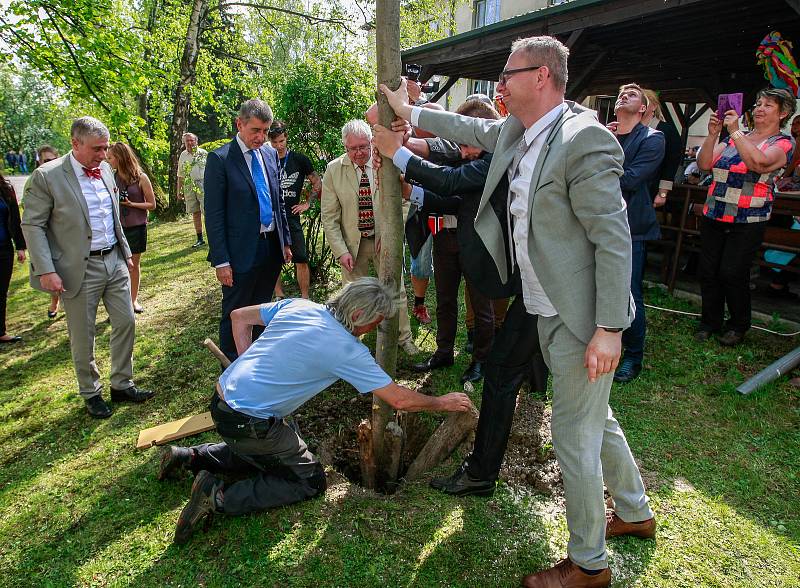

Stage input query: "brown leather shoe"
[
  {"left": 521, "top": 558, "right": 610, "bottom": 588},
  {"left": 605, "top": 510, "right": 656, "bottom": 539}
]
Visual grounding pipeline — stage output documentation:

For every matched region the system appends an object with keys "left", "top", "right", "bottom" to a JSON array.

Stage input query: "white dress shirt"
[
  {"left": 69, "top": 154, "right": 116, "bottom": 250},
  {"left": 507, "top": 102, "right": 567, "bottom": 317},
  {"left": 236, "top": 134, "right": 275, "bottom": 233}
]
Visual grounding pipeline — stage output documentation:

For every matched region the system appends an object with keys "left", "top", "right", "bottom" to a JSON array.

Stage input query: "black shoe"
[
  {"left": 47, "top": 310, "right": 57, "bottom": 319},
  {"left": 0, "top": 336, "right": 22, "bottom": 345},
  {"left": 693, "top": 329, "right": 714, "bottom": 342},
  {"left": 413, "top": 353, "right": 454, "bottom": 372},
  {"left": 174, "top": 470, "right": 221, "bottom": 545},
  {"left": 460, "top": 361, "right": 483, "bottom": 383},
  {"left": 158, "top": 446, "right": 192, "bottom": 481},
  {"left": 110, "top": 385, "right": 155, "bottom": 403},
  {"left": 464, "top": 329, "right": 474, "bottom": 354},
  {"left": 430, "top": 462, "right": 495, "bottom": 497},
  {"left": 85, "top": 395, "right": 112, "bottom": 419},
  {"left": 718, "top": 330, "right": 745, "bottom": 346},
  {"left": 613, "top": 359, "right": 642, "bottom": 383},
  {"left": 191, "top": 239, "right": 205, "bottom": 248}
]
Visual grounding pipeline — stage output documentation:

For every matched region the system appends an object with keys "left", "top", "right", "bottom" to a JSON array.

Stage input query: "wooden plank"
[
  {"left": 136, "top": 412, "right": 215, "bottom": 450},
  {"left": 430, "top": 76, "right": 459, "bottom": 103}
]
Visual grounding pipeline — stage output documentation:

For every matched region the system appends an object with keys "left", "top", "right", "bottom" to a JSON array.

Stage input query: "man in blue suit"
[
  {"left": 204, "top": 99, "right": 292, "bottom": 361},
  {"left": 607, "top": 84, "right": 665, "bottom": 383}
]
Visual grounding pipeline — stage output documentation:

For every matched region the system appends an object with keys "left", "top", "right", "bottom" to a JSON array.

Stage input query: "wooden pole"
[
  {"left": 372, "top": 0, "right": 403, "bottom": 488},
  {"left": 404, "top": 405, "right": 479, "bottom": 481}
]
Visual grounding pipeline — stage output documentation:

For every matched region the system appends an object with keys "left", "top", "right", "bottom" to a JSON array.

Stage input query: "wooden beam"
[
  {"left": 566, "top": 49, "right": 609, "bottom": 101},
  {"left": 688, "top": 104, "right": 710, "bottom": 127},
  {"left": 565, "top": 28, "right": 585, "bottom": 49},
  {"left": 787, "top": 0, "right": 800, "bottom": 16},
  {"left": 430, "top": 76, "right": 459, "bottom": 103},
  {"left": 661, "top": 102, "right": 681, "bottom": 131}
]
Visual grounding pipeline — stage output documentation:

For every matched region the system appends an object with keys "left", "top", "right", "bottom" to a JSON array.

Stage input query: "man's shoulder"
[
  {"left": 211, "top": 141, "right": 233, "bottom": 158},
  {"left": 324, "top": 153, "right": 348, "bottom": 173}
]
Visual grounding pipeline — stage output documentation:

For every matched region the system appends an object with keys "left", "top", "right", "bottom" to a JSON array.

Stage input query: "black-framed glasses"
[{"left": 498, "top": 65, "right": 543, "bottom": 85}]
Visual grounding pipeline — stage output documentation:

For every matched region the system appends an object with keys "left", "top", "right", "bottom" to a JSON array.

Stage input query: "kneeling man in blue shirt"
[{"left": 162, "top": 277, "right": 473, "bottom": 544}]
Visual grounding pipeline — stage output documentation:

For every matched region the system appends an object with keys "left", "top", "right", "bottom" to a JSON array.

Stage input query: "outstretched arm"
[{"left": 372, "top": 382, "right": 473, "bottom": 413}]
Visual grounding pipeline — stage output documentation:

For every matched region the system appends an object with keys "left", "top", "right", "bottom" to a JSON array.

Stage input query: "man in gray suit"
[
  {"left": 382, "top": 36, "right": 654, "bottom": 588},
  {"left": 22, "top": 117, "right": 153, "bottom": 419}
]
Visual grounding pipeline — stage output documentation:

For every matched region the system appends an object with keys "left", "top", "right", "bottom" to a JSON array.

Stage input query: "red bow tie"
[{"left": 82, "top": 167, "right": 102, "bottom": 179}]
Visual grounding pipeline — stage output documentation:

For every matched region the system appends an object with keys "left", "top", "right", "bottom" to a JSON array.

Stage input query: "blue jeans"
[
  {"left": 622, "top": 240, "right": 646, "bottom": 365},
  {"left": 410, "top": 234, "right": 433, "bottom": 279}
]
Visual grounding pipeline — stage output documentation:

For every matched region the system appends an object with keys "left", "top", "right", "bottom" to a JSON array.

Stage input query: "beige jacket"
[
  {"left": 21, "top": 155, "right": 131, "bottom": 298},
  {"left": 321, "top": 153, "right": 383, "bottom": 260}
]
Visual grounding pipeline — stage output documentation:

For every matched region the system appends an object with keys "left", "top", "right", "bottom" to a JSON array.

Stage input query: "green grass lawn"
[{"left": 1, "top": 218, "right": 798, "bottom": 587}]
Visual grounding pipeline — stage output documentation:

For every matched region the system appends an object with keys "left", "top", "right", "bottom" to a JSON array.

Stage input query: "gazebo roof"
[{"left": 401, "top": 0, "right": 800, "bottom": 104}]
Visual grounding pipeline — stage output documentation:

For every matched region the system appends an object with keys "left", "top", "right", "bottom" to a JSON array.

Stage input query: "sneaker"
[
  {"left": 613, "top": 358, "right": 641, "bottom": 383},
  {"left": 191, "top": 239, "right": 205, "bottom": 248},
  {"left": 174, "top": 470, "right": 222, "bottom": 545},
  {"left": 399, "top": 339, "right": 420, "bottom": 355},
  {"left": 412, "top": 304, "right": 431, "bottom": 324}
]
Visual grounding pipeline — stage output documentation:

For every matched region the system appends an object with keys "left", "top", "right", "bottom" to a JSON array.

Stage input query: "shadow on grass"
[{"left": 612, "top": 287, "right": 800, "bottom": 548}]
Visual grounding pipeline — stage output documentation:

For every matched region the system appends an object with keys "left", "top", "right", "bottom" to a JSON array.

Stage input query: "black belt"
[{"left": 89, "top": 246, "right": 115, "bottom": 256}]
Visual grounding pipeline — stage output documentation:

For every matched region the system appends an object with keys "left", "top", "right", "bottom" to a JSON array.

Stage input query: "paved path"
[{"left": 8, "top": 175, "right": 29, "bottom": 202}]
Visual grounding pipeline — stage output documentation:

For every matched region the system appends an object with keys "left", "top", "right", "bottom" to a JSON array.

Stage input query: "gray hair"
[
  {"left": 70, "top": 116, "right": 110, "bottom": 143},
  {"left": 510, "top": 36, "right": 569, "bottom": 93},
  {"left": 182, "top": 132, "right": 198, "bottom": 141},
  {"left": 341, "top": 119, "right": 372, "bottom": 144},
  {"left": 238, "top": 99, "right": 273, "bottom": 123},
  {"left": 326, "top": 277, "right": 396, "bottom": 332}
]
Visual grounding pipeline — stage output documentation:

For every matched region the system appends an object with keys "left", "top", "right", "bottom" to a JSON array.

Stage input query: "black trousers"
[
  {"left": 189, "top": 394, "right": 326, "bottom": 516},
  {"left": 432, "top": 230, "right": 494, "bottom": 361},
  {"left": 699, "top": 217, "right": 766, "bottom": 333},
  {"left": 0, "top": 243, "right": 13, "bottom": 337},
  {"left": 465, "top": 296, "right": 549, "bottom": 481},
  {"left": 219, "top": 231, "right": 283, "bottom": 361}
]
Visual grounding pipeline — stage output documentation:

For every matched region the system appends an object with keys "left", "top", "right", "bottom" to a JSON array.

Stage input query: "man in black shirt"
[{"left": 268, "top": 122, "right": 322, "bottom": 299}]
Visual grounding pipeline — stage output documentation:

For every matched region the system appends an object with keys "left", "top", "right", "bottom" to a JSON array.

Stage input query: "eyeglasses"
[
  {"left": 345, "top": 145, "right": 370, "bottom": 154},
  {"left": 498, "top": 65, "right": 543, "bottom": 85}
]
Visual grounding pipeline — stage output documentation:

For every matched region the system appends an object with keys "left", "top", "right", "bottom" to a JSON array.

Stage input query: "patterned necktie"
[
  {"left": 509, "top": 136, "right": 530, "bottom": 179},
  {"left": 83, "top": 167, "right": 102, "bottom": 179},
  {"left": 248, "top": 149, "right": 273, "bottom": 227},
  {"left": 357, "top": 166, "right": 374, "bottom": 236}
]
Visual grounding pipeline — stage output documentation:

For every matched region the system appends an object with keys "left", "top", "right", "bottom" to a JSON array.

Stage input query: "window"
[
  {"left": 473, "top": 0, "right": 500, "bottom": 29},
  {"left": 472, "top": 80, "right": 495, "bottom": 97}
]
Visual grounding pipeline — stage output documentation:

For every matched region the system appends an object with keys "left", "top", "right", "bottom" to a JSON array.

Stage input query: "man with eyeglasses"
[
  {"left": 320, "top": 120, "right": 418, "bottom": 356},
  {"left": 381, "top": 35, "right": 654, "bottom": 588}
]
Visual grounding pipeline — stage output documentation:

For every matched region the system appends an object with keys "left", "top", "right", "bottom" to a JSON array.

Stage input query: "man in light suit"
[
  {"left": 22, "top": 116, "right": 153, "bottom": 418},
  {"left": 320, "top": 120, "right": 417, "bottom": 355},
  {"left": 204, "top": 99, "right": 292, "bottom": 362},
  {"left": 382, "top": 36, "right": 654, "bottom": 588}
]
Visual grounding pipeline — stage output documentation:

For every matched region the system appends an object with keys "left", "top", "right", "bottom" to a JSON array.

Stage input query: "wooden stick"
[
  {"left": 357, "top": 419, "right": 376, "bottom": 489},
  {"left": 204, "top": 338, "right": 231, "bottom": 368},
  {"left": 383, "top": 421, "right": 404, "bottom": 491},
  {"left": 404, "top": 406, "right": 479, "bottom": 482}
]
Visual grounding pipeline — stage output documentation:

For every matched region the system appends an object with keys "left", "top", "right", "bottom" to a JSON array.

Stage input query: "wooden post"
[
  {"left": 372, "top": 0, "right": 404, "bottom": 489},
  {"left": 404, "top": 405, "right": 479, "bottom": 481},
  {"left": 357, "top": 419, "right": 376, "bottom": 489}
]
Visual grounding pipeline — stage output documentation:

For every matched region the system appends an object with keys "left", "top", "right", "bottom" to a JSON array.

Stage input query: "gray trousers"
[
  {"left": 538, "top": 315, "right": 653, "bottom": 570},
  {"left": 61, "top": 247, "right": 135, "bottom": 399}
]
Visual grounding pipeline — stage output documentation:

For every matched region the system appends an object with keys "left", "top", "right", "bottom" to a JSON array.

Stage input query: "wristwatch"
[{"left": 599, "top": 326, "right": 623, "bottom": 333}]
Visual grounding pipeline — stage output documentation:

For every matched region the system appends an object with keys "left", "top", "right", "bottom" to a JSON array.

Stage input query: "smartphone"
[{"left": 717, "top": 93, "right": 743, "bottom": 119}]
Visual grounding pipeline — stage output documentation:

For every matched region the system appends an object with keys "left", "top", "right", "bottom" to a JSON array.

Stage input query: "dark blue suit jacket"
[
  {"left": 619, "top": 123, "right": 665, "bottom": 241},
  {"left": 204, "top": 138, "right": 291, "bottom": 273}
]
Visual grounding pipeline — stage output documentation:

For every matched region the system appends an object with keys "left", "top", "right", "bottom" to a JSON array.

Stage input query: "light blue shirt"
[{"left": 218, "top": 299, "right": 392, "bottom": 419}]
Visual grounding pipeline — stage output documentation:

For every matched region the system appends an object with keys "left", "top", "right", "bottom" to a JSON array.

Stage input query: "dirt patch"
[{"left": 501, "top": 389, "right": 563, "bottom": 497}]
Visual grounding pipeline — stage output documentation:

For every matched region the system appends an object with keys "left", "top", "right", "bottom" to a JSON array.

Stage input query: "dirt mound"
[{"left": 500, "top": 389, "right": 563, "bottom": 497}]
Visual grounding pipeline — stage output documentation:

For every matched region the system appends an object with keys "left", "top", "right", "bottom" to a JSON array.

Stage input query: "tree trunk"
[
  {"left": 372, "top": 0, "right": 403, "bottom": 489},
  {"left": 167, "top": 0, "right": 207, "bottom": 212}
]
